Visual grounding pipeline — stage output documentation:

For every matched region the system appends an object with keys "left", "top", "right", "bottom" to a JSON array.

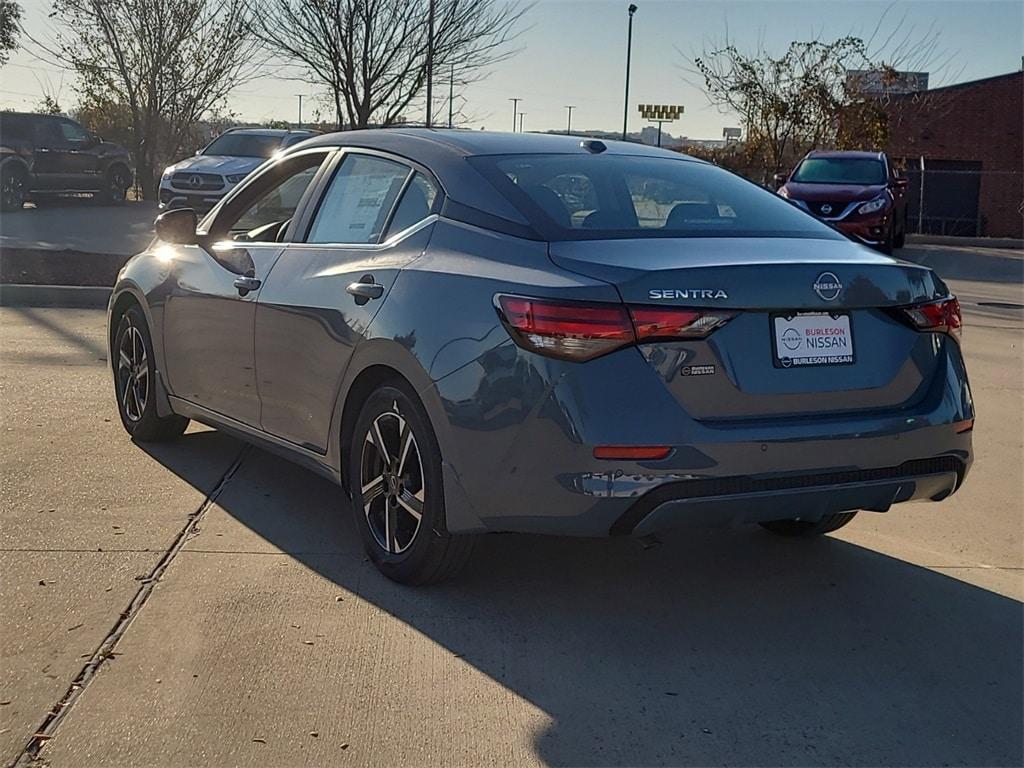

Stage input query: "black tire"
[
  {"left": 349, "top": 381, "right": 476, "bottom": 585},
  {"left": 113, "top": 306, "right": 189, "bottom": 442},
  {"left": 894, "top": 213, "right": 907, "bottom": 249},
  {"left": 0, "top": 162, "right": 27, "bottom": 211},
  {"left": 97, "top": 166, "right": 130, "bottom": 205},
  {"left": 759, "top": 511, "right": 858, "bottom": 537}
]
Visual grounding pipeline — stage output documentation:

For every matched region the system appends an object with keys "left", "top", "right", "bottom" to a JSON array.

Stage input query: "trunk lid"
[{"left": 548, "top": 237, "right": 950, "bottom": 421}]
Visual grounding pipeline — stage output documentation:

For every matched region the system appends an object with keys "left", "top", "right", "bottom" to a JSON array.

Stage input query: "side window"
[
  {"left": 208, "top": 152, "right": 328, "bottom": 243},
  {"left": 384, "top": 173, "right": 439, "bottom": 238},
  {"left": 306, "top": 154, "right": 409, "bottom": 244},
  {"left": 33, "top": 119, "right": 63, "bottom": 146},
  {"left": 59, "top": 120, "right": 89, "bottom": 144}
]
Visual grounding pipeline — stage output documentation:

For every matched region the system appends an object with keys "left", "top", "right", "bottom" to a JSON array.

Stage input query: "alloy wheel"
[
  {"left": 2, "top": 172, "right": 25, "bottom": 209},
  {"left": 117, "top": 322, "right": 149, "bottom": 422},
  {"left": 359, "top": 404, "right": 425, "bottom": 554}
]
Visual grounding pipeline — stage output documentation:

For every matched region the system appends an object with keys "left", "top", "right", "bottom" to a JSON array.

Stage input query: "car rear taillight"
[
  {"left": 629, "top": 306, "right": 736, "bottom": 341},
  {"left": 496, "top": 295, "right": 734, "bottom": 362},
  {"left": 899, "top": 297, "right": 962, "bottom": 341}
]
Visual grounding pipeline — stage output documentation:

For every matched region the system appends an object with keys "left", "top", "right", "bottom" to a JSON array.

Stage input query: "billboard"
[{"left": 847, "top": 70, "right": 929, "bottom": 95}]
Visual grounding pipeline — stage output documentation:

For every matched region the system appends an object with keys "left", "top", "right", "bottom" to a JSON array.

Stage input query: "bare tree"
[
  {"left": 251, "top": 0, "right": 527, "bottom": 130},
  {"left": 0, "top": 0, "right": 20, "bottom": 66},
  {"left": 36, "top": 0, "right": 265, "bottom": 198}
]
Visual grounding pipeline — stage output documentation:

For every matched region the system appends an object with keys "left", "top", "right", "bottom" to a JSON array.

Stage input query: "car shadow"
[{"left": 142, "top": 431, "right": 1023, "bottom": 767}]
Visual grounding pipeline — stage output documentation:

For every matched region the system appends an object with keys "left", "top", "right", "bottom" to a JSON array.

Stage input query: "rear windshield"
[
  {"left": 791, "top": 157, "right": 886, "bottom": 185},
  {"left": 203, "top": 133, "right": 284, "bottom": 158},
  {"left": 473, "top": 154, "right": 841, "bottom": 241}
]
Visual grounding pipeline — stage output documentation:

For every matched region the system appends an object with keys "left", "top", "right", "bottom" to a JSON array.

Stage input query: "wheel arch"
[
  {"left": 332, "top": 341, "right": 486, "bottom": 535},
  {"left": 108, "top": 285, "right": 175, "bottom": 417}
]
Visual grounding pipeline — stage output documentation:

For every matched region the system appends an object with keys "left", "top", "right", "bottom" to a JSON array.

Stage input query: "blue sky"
[{"left": 4, "top": 0, "right": 1022, "bottom": 137}]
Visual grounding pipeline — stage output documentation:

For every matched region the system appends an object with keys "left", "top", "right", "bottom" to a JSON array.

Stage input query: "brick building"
[{"left": 884, "top": 71, "right": 1023, "bottom": 238}]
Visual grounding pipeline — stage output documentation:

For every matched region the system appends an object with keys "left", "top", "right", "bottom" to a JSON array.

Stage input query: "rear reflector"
[
  {"left": 954, "top": 418, "right": 974, "bottom": 434},
  {"left": 496, "top": 295, "right": 735, "bottom": 362},
  {"left": 594, "top": 445, "right": 672, "bottom": 460},
  {"left": 900, "top": 297, "right": 962, "bottom": 341}
]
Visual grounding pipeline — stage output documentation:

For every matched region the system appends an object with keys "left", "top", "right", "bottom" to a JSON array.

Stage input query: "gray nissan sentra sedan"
[{"left": 107, "top": 129, "right": 974, "bottom": 584}]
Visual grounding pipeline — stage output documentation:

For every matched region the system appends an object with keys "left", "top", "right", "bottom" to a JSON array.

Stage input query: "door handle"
[
  {"left": 346, "top": 276, "right": 384, "bottom": 305},
  {"left": 233, "top": 276, "right": 261, "bottom": 296}
]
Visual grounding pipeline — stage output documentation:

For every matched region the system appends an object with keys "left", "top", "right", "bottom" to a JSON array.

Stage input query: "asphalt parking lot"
[{"left": 1, "top": 272, "right": 1021, "bottom": 766}]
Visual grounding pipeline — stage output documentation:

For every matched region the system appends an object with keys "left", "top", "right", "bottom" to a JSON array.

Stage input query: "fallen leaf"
[
  {"left": 302, "top": 640, "right": 314, "bottom": 646},
  {"left": 309, "top": 731, "right": 319, "bottom": 738},
  {"left": 252, "top": 738, "right": 266, "bottom": 744},
  {"left": 335, "top": 596, "right": 344, "bottom": 602},
  {"left": 0, "top": 700, "right": 11, "bottom": 706},
  {"left": 341, "top": 743, "right": 349, "bottom": 750},
  {"left": 67, "top": 624, "right": 84, "bottom": 632}
]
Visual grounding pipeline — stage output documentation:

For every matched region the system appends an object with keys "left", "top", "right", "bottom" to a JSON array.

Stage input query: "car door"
[
  {"left": 29, "top": 117, "right": 69, "bottom": 189},
  {"left": 161, "top": 148, "right": 333, "bottom": 426},
  {"left": 55, "top": 118, "right": 100, "bottom": 188},
  {"left": 254, "top": 150, "right": 441, "bottom": 452}
]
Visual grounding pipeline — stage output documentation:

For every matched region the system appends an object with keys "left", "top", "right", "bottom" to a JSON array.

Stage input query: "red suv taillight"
[
  {"left": 495, "top": 295, "right": 735, "bottom": 362},
  {"left": 898, "top": 296, "right": 963, "bottom": 341}
]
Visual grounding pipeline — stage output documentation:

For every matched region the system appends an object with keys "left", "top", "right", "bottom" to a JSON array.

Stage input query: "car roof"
[
  {"left": 302, "top": 127, "right": 692, "bottom": 159},
  {"left": 805, "top": 150, "right": 885, "bottom": 161},
  {"left": 296, "top": 128, "right": 700, "bottom": 232},
  {"left": 224, "top": 127, "right": 315, "bottom": 136}
]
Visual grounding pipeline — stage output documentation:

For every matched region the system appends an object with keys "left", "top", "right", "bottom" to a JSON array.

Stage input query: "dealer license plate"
[{"left": 772, "top": 312, "right": 855, "bottom": 368}]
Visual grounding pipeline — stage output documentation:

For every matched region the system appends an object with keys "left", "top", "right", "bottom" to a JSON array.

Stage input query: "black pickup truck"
[{"left": 0, "top": 112, "right": 133, "bottom": 210}]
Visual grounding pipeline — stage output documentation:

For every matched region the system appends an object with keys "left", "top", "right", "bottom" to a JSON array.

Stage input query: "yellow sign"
[{"left": 638, "top": 104, "right": 684, "bottom": 121}]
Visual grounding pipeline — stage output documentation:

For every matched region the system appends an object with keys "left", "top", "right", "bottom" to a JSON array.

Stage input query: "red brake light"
[
  {"left": 901, "top": 297, "right": 962, "bottom": 341},
  {"left": 629, "top": 306, "right": 736, "bottom": 341},
  {"left": 496, "top": 296, "right": 634, "bottom": 361},
  {"left": 496, "top": 295, "right": 735, "bottom": 362}
]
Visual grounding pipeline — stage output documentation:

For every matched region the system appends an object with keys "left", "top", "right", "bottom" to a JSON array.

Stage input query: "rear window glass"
[
  {"left": 203, "top": 133, "right": 284, "bottom": 158},
  {"left": 791, "top": 157, "right": 886, "bottom": 185},
  {"left": 475, "top": 154, "right": 840, "bottom": 240}
]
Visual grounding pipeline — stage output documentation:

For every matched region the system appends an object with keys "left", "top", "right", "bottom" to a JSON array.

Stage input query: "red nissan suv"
[{"left": 775, "top": 150, "right": 909, "bottom": 253}]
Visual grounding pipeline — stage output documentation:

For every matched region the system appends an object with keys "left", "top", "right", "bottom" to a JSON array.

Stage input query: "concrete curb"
[
  {"left": 906, "top": 235, "right": 1023, "bottom": 250},
  {"left": 0, "top": 284, "right": 111, "bottom": 308}
]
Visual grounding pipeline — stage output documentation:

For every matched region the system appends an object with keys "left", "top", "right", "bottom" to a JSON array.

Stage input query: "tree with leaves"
[
  {"left": 39, "top": 0, "right": 264, "bottom": 199},
  {"left": 0, "top": 0, "right": 20, "bottom": 66},
  {"left": 251, "top": 0, "right": 526, "bottom": 130}
]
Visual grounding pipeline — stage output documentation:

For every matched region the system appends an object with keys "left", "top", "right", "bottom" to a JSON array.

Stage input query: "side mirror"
[
  {"left": 89, "top": 133, "right": 102, "bottom": 146},
  {"left": 893, "top": 177, "right": 910, "bottom": 189},
  {"left": 773, "top": 172, "right": 788, "bottom": 186},
  {"left": 155, "top": 208, "right": 199, "bottom": 245}
]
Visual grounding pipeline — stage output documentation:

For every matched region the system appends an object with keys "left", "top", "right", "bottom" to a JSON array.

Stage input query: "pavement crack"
[{"left": 12, "top": 445, "right": 250, "bottom": 767}]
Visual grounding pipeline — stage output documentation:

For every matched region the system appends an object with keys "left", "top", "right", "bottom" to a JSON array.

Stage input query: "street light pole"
[
  {"left": 518, "top": 112, "right": 525, "bottom": 133},
  {"left": 509, "top": 97, "right": 521, "bottom": 131},
  {"left": 297, "top": 95, "right": 303, "bottom": 129},
  {"left": 448, "top": 63, "right": 455, "bottom": 128},
  {"left": 622, "top": 3, "right": 637, "bottom": 141},
  {"left": 564, "top": 105, "right": 575, "bottom": 135},
  {"left": 425, "top": 0, "right": 435, "bottom": 127}
]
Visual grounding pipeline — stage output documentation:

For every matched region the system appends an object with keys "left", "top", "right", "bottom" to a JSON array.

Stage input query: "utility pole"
[
  {"left": 622, "top": 4, "right": 637, "bottom": 141},
  {"left": 509, "top": 97, "right": 521, "bottom": 131},
  {"left": 425, "top": 0, "right": 435, "bottom": 127},
  {"left": 518, "top": 112, "right": 525, "bottom": 133},
  {"left": 448, "top": 64, "right": 455, "bottom": 128},
  {"left": 564, "top": 105, "right": 575, "bottom": 135},
  {"left": 297, "top": 95, "right": 303, "bottom": 129}
]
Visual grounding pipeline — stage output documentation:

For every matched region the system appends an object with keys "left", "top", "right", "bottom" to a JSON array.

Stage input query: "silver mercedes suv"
[{"left": 158, "top": 127, "right": 317, "bottom": 212}]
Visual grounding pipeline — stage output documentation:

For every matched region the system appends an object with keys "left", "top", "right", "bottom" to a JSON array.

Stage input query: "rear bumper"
[
  {"left": 617, "top": 456, "right": 964, "bottom": 537},
  {"left": 431, "top": 339, "right": 974, "bottom": 537}
]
